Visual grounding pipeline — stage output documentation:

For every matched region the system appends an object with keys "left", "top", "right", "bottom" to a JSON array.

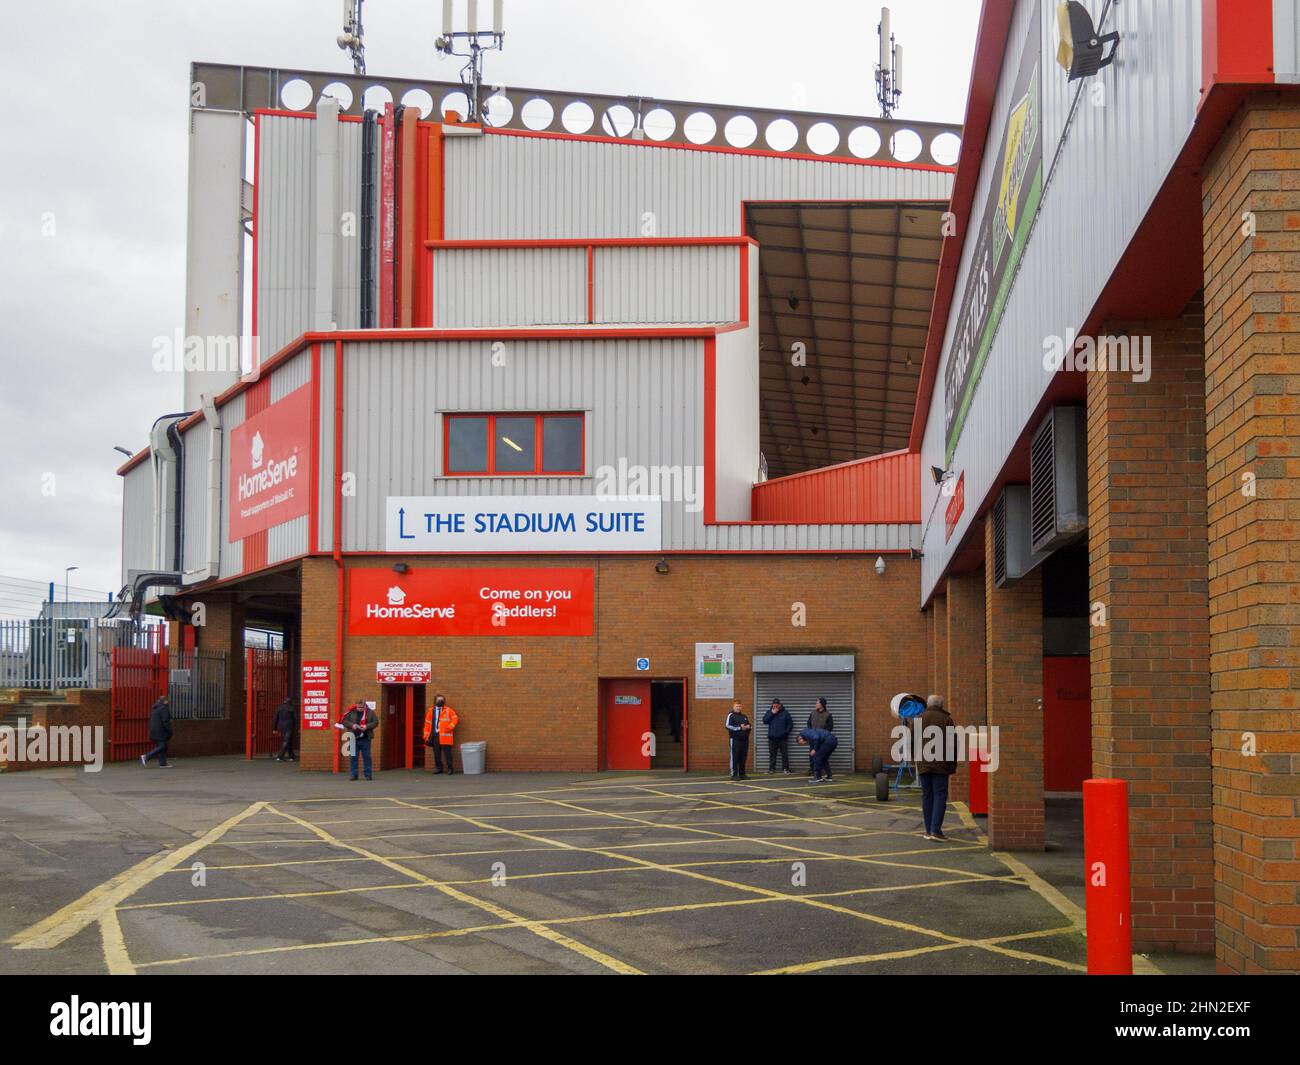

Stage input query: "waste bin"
[{"left": 460, "top": 741, "right": 486, "bottom": 775}]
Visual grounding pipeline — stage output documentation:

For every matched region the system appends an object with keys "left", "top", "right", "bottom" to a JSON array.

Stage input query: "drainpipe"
[{"left": 148, "top": 412, "right": 189, "bottom": 576}]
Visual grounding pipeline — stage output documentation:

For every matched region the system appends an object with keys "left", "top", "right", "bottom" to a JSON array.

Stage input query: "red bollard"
[
  {"left": 968, "top": 738, "right": 989, "bottom": 816},
  {"left": 1083, "top": 778, "right": 1132, "bottom": 975}
]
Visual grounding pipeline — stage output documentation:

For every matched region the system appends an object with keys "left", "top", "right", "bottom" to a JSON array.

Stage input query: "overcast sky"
[{"left": 0, "top": 0, "right": 979, "bottom": 601}]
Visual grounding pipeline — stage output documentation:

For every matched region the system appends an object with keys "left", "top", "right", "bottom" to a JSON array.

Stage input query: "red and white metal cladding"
[{"left": 908, "top": 0, "right": 1285, "bottom": 603}]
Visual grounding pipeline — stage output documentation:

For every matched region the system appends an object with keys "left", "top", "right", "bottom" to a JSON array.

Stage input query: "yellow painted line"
[
  {"left": 754, "top": 925, "right": 1080, "bottom": 975},
  {"left": 133, "top": 872, "right": 1023, "bottom": 970},
  {"left": 162, "top": 844, "right": 559, "bottom": 874},
  {"left": 990, "top": 849, "right": 1086, "bottom": 935},
  {"left": 403, "top": 794, "right": 994, "bottom": 954},
  {"left": 8, "top": 801, "right": 268, "bottom": 951},
  {"left": 264, "top": 804, "right": 642, "bottom": 975},
  {"left": 130, "top": 842, "right": 995, "bottom": 910},
  {"left": 100, "top": 908, "right": 135, "bottom": 976}
]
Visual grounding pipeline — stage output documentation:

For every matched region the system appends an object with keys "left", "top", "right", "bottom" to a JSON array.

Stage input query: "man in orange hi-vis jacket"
[{"left": 422, "top": 694, "right": 459, "bottom": 775}]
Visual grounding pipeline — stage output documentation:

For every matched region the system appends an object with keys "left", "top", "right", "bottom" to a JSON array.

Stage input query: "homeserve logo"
[
  {"left": 365, "top": 585, "right": 456, "bottom": 621},
  {"left": 237, "top": 430, "right": 299, "bottom": 503},
  {"left": 50, "top": 996, "right": 151, "bottom": 1045}
]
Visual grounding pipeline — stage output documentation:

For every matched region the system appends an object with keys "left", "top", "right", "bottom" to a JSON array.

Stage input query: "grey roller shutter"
[{"left": 751, "top": 656, "right": 854, "bottom": 776}]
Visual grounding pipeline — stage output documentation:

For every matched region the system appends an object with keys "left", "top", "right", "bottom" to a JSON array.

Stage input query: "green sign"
[{"left": 943, "top": 2, "right": 1044, "bottom": 463}]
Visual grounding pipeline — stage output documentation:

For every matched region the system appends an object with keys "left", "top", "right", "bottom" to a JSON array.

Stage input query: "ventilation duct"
[
  {"left": 992, "top": 484, "right": 1045, "bottom": 587},
  {"left": 1030, "top": 406, "right": 1087, "bottom": 554}
]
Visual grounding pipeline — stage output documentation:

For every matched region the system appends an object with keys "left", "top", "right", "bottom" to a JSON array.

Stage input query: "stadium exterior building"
[{"left": 117, "top": 1, "right": 1300, "bottom": 972}]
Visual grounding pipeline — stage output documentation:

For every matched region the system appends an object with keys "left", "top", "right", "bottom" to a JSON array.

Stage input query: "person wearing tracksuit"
[
  {"left": 725, "top": 701, "right": 752, "bottom": 780},
  {"left": 797, "top": 726, "right": 838, "bottom": 783},
  {"left": 762, "top": 698, "right": 793, "bottom": 774}
]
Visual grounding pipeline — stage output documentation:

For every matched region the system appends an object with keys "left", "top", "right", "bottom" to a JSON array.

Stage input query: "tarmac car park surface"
[{"left": 0, "top": 759, "right": 1096, "bottom": 975}]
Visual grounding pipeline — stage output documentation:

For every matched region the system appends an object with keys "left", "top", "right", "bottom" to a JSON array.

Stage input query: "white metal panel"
[
  {"left": 257, "top": 114, "right": 314, "bottom": 360},
  {"left": 337, "top": 121, "right": 363, "bottom": 328},
  {"left": 181, "top": 426, "right": 210, "bottom": 576},
  {"left": 1276, "top": 0, "right": 1300, "bottom": 81},
  {"left": 268, "top": 514, "right": 308, "bottom": 564},
  {"left": 270, "top": 349, "right": 311, "bottom": 401},
  {"left": 714, "top": 323, "right": 760, "bottom": 520},
  {"left": 333, "top": 335, "right": 920, "bottom": 554},
  {"left": 219, "top": 391, "right": 246, "bottom": 576},
  {"left": 595, "top": 245, "right": 739, "bottom": 323},
  {"left": 919, "top": 0, "right": 1203, "bottom": 602},
  {"left": 121, "top": 462, "right": 155, "bottom": 586},
  {"left": 433, "top": 247, "right": 586, "bottom": 326},
  {"left": 444, "top": 134, "right": 953, "bottom": 239}
]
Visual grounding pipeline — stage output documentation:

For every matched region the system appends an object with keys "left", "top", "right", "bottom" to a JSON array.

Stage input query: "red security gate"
[
  {"left": 110, "top": 643, "right": 168, "bottom": 762},
  {"left": 246, "top": 648, "right": 289, "bottom": 758}
]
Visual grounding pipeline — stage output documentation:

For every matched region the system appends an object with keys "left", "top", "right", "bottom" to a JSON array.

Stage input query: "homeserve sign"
[{"left": 385, "top": 496, "right": 661, "bottom": 552}]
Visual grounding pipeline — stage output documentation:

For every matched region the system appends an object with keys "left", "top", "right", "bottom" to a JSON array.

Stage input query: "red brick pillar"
[
  {"left": 947, "top": 571, "right": 987, "bottom": 803},
  {"left": 299, "top": 557, "right": 341, "bottom": 772},
  {"left": 197, "top": 595, "right": 246, "bottom": 732},
  {"left": 983, "top": 512, "right": 1044, "bottom": 850},
  {"left": 932, "top": 595, "right": 948, "bottom": 699},
  {"left": 1086, "top": 308, "right": 1214, "bottom": 955},
  {"left": 1203, "top": 94, "right": 1300, "bottom": 973}
]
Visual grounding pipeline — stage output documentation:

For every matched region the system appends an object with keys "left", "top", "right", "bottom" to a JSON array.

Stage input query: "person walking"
[
  {"left": 797, "top": 726, "right": 838, "bottom": 783},
  {"left": 918, "top": 694, "right": 957, "bottom": 841},
  {"left": 762, "top": 698, "right": 793, "bottom": 774},
  {"left": 422, "top": 694, "right": 459, "bottom": 775},
  {"left": 725, "top": 701, "right": 752, "bottom": 780},
  {"left": 140, "top": 693, "right": 173, "bottom": 768},
  {"left": 272, "top": 696, "right": 297, "bottom": 762},
  {"left": 340, "top": 701, "right": 378, "bottom": 781},
  {"left": 805, "top": 697, "right": 834, "bottom": 777}
]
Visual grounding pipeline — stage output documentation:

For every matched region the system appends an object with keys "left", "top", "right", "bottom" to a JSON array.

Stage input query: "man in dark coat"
[
  {"left": 141, "top": 694, "right": 173, "bottom": 768},
  {"left": 762, "top": 698, "right": 793, "bottom": 774},
  {"left": 340, "top": 701, "right": 378, "bottom": 781},
  {"left": 917, "top": 694, "right": 956, "bottom": 841},
  {"left": 797, "top": 727, "right": 838, "bottom": 783},
  {"left": 805, "top": 697, "right": 834, "bottom": 777},
  {"left": 272, "top": 697, "right": 297, "bottom": 762}
]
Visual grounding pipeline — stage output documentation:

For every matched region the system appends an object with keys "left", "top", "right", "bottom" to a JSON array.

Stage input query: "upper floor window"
[{"left": 444, "top": 413, "right": 584, "bottom": 476}]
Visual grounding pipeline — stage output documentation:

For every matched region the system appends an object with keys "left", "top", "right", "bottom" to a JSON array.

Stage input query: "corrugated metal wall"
[
  {"left": 120, "top": 462, "right": 155, "bottom": 586},
  {"left": 445, "top": 134, "right": 953, "bottom": 239},
  {"left": 181, "top": 425, "right": 211, "bottom": 578},
  {"left": 433, "top": 247, "right": 587, "bottom": 326},
  {"left": 594, "top": 245, "right": 739, "bottom": 323},
  {"left": 918, "top": 0, "right": 1203, "bottom": 601},
  {"left": 431, "top": 244, "right": 743, "bottom": 326},
  {"left": 219, "top": 390, "right": 245, "bottom": 576},
  {"left": 752, "top": 450, "right": 921, "bottom": 523},
  {"left": 257, "top": 115, "right": 361, "bottom": 359},
  {"left": 1276, "top": 0, "right": 1300, "bottom": 81},
  {"left": 325, "top": 335, "right": 918, "bottom": 554}
]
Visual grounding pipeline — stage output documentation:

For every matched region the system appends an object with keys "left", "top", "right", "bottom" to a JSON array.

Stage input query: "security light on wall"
[{"left": 1055, "top": 1, "right": 1119, "bottom": 81}]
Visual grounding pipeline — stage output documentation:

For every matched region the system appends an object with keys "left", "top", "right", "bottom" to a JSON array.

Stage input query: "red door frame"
[
  {"left": 599, "top": 676, "right": 689, "bottom": 771},
  {"left": 381, "top": 682, "right": 426, "bottom": 769}
]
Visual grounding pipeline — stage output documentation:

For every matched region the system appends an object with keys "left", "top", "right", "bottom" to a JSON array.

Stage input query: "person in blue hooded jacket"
[
  {"left": 797, "top": 726, "right": 838, "bottom": 783},
  {"left": 762, "top": 698, "right": 793, "bottom": 774}
]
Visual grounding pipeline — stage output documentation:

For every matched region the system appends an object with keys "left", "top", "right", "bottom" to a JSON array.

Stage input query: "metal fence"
[
  {"left": 0, "top": 618, "right": 166, "bottom": 692},
  {"left": 169, "top": 649, "right": 229, "bottom": 720}
]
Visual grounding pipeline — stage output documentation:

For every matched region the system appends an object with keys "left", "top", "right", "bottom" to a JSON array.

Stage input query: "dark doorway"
[
  {"left": 381, "top": 684, "right": 427, "bottom": 770},
  {"left": 650, "top": 680, "right": 684, "bottom": 769}
]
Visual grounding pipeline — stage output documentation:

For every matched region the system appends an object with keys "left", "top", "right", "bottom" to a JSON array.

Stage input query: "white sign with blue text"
[{"left": 385, "top": 495, "right": 662, "bottom": 552}]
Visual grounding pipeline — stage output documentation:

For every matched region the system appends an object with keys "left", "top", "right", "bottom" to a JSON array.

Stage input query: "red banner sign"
[
  {"left": 229, "top": 385, "right": 312, "bottom": 541},
  {"left": 348, "top": 567, "right": 594, "bottom": 636},
  {"left": 301, "top": 660, "right": 331, "bottom": 730},
  {"left": 944, "top": 472, "right": 965, "bottom": 543},
  {"left": 376, "top": 661, "right": 432, "bottom": 684}
]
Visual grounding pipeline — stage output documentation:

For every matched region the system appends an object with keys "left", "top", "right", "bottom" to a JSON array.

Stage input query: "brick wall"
[
  {"left": 1202, "top": 93, "right": 1300, "bottom": 974},
  {"left": 1086, "top": 306, "right": 1215, "bottom": 954},
  {"left": 932, "top": 595, "right": 948, "bottom": 698},
  {"left": 946, "top": 570, "right": 987, "bottom": 803},
  {"left": 984, "top": 512, "right": 1045, "bottom": 850},
  {"left": 297, "top": 553, "right": 929, "bottom": 774}
]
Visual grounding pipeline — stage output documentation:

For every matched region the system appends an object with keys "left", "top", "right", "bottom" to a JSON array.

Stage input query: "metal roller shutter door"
[{"left": 752, "top": 657, "right": 854, "bottom": 776}]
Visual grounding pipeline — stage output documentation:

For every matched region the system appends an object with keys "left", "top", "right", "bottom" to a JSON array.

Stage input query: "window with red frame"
[{"left": 444, "top": 413, "right": 584, "bottom": 475}]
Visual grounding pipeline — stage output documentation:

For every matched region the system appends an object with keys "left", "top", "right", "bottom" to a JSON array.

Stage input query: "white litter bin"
[{"left": 460, "top": 741, "right": 486, "bottom": 775}]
